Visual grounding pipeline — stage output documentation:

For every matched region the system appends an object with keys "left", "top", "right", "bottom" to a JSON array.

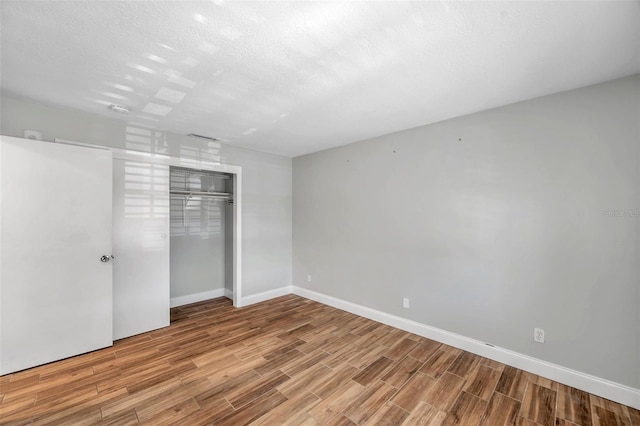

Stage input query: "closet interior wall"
[{"left": 169, "top": 167, "right": 233, "bottom": 302}]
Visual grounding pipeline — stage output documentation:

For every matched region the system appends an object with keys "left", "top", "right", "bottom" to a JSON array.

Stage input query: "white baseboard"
[
  {"left": 239, "top": 286, "right": 292, "bottom": 307},
  {"left": 292, "top": 286, "right": 640, "bottom": 410},
  {"left": 170, "top": 289, "right": 226, "bottom": 308},
  {"left": 224, "top": 288, "right": 234, "bottom": 300}
]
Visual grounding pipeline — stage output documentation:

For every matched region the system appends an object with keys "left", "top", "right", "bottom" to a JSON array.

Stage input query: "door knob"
[{"left": 100, "top": 255, "right": 114, "bottom": 262}]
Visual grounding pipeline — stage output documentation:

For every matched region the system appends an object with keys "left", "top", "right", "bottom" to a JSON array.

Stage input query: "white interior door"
[
  {"left": 0, "top": 136, "right": 113, "bottom": 375},
  {"left": 112, "top": 157, "right": 169, "bottom": 340}
]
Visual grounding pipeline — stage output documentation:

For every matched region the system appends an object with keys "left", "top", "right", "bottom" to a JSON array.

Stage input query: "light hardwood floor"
[{"left": 0, "top": 295, "right": 638, "bottom": 425}]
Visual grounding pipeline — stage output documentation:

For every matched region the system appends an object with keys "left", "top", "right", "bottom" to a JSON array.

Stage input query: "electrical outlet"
[
  {"left": 402, "top": 297, "right": 410, "bottom": 309},
  {"left": 534, "top": 328, "right": 545, "bottom": 343},
  {"left": 307, "top": 275, "right": 312, "bottom": 283}
]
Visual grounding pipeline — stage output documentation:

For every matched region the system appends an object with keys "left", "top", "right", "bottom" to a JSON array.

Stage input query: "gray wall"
[
  {"left": 293, "top": 75, "right": 640, "bottom": 388},
  {"left": 170, "top": 198, "right": 226, "bottom": 298},
  {"left": 0, "top": 94, "right": 293, "bottom": 299}
]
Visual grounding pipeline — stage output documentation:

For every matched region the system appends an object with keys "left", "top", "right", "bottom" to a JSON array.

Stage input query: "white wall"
[
  {"left": 0, "top": 94, "right": 293, "bottom": 300},
  {"left": 225, "top": 200, "right": 234, "bottom": 296},
  {"left": 293, "top": 75, "right": 640, "bottom": 389}
]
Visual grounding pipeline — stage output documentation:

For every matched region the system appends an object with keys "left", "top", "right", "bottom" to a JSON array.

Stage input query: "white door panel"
[
  {"left": 0, "top": 136, "right": 113, "bottom": 375},
  {"left": 112, "top": 158, "right": 169, "bottom": 340}
]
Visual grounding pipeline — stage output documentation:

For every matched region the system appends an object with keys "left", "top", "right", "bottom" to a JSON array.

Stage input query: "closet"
[
  {"left": 1, "top": 135, "right": 242, "bottom": 375},
  {"left": 169, "top": 167, "right": 234, "bottom": 306}
]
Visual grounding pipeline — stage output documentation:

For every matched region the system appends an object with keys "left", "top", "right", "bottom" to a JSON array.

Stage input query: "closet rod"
[{"left": 170, "top": 190, "right": 233, "bottom": 199}]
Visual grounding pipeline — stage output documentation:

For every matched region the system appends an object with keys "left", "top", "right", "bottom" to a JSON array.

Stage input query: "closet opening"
[{"left": 169, "top": 166, "right": 236, "bottom": 311}]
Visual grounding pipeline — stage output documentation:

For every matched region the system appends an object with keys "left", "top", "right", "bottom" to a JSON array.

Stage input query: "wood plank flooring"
[{"left": 1, "top": 295, "right": 638, "bottom": 425}]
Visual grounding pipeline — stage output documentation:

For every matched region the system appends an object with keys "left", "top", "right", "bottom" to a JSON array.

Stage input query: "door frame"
[{"left": 54, "top": 138, "right": 243, "bottom": 308}]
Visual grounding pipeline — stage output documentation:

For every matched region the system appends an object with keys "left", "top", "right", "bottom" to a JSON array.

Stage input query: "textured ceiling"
[{"left": 1, "top": 1, "right": 639, "bottom": 157}]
